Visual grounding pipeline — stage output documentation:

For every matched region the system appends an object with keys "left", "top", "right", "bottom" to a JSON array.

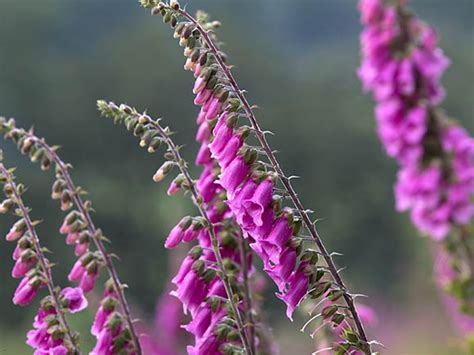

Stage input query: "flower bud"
[
  {"left": 60, "top": 190, "right": 73, "bottom": 211},
  {"left": 125, "top": 117, "right": 138, "bottom": 131},
  {"left": 170, "top": 0, "right": 180, "bottom": 10},
  {"left": 148, "top": 137, "right": 162, "bottom": 153},
  {"left": 30, "top": 147, "right": 45, "bottom": 163},
  {"left": 21, "top": 137, "right": 34, "bottom": 154},
  {"left": 3, "top": 183, "right": 14, "bottom": 197},
  {"left": 6, "top": 219, "right": 27, "bottom": 241},
  {"left": 189, "top": 245, "right": 203, "bottom": 260},
  {"left": 119, "top": 104, "right": 132, "bottom": 115},
  {"left": 153, "top": 161, "right": 174, "bottom": 182},
  {"left": 202, "top": 268, "right": 216, "bottom": 283},
  {"left": 133, "top": 123, "right": 144, "bottom": 137},
  {"left": 332, "top": 313, "right": 345, "bottom": 326},
  {"left": 321, "top": 304, "right": 338, "bottom": 319},
  {"left": 174, "top": 23, "right": 185, "bottom": 38},
  {"left": 198, "top": 52, "right": 208, "bottom": 66},
  {"left": 0, "top": 198, "right": 14, "bottom": 214},
  {"left": 192, "top": 259, "right": 205, "bottom": 275},
  {"left": 139, "top": 130, "right": 156, "bottom": 147},
  {"left": 51, "top": 179, "right": 66, "bottom": 200},
  {"left": 41, "top": 156, "right": 52, "bottom": 171}
]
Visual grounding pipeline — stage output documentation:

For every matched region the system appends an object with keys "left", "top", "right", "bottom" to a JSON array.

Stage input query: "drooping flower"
[{"left": 61, "top": 287, "right": 88, "bottom": 313}]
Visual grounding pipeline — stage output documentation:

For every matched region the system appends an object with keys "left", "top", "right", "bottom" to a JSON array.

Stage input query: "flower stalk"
[
  {"left": 141, "top": 1, "right": 373, "bottom": 352},
  {"left": 0, "top": 118, "right": 142, "bottom": 354},
  {"left": 98, "top": 100, "right": 255, "bottom": 355},
  {"left": 357, "top": 0, "right": 474, "bottom": 324},
  {"left": 0, "top": 157, "right": 81, "bottom": 354}
]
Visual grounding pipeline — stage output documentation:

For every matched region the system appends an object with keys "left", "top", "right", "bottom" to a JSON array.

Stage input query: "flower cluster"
[
  {"left": 358, "top": 0, "right": 474, "bottom": 240},
  {"left": 90, "top": 281, "right": 137, "bottom": 354},
  {"left": 0, "top": 117, "right": 141, "bottom": 354},
  {"left": 134, "top": 1, "right": 376, "bottom": 353},
  {"left": 0, "top": 160, "right": 85, "bottom": 354},
  {"left": 98, "top": 101, "right": 257, "bottom": 354},
  {"left": 27, "top": 289, "right": 87, "bottom": 354},
  {"left": 209, "top": 111, "right": 309, "bottom": 319}
]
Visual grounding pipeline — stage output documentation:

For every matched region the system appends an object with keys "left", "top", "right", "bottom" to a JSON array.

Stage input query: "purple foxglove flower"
[
  {"left": 204, "top": 97, "right": 221, "bottom": 121},
  {"left": 12, "top": 257, "right": 36, "bottom": 278},
  {"left": 183, "top": 227, "right": 199, "bottom": 243},
  {"left": 187, "top": 335, "right": 221, "bottom": 355},
  {"left": 277, "top": 270, "right": 309, "bottom": 320},
  {"left": 412, "top": 203, "right": 451, "bottom": 240},
  {"left": 92, "top": 306, "right": 113, "bottom": 337},
  {"left": 172, "top": 271, "right": 207, "bottom": 315},
  {"left": 196, "top": 108, "right": 207, "bottom": 125},
  {"left": 172, "top": 256, "right": 194, "bottom": 285},
  {"left": 197, "top": 168, "right": 218, "bottom": 203},
  {"left": 13, "top": 278, "right": 38, "bottom": 306},
  {"left": 193, "top": 63, "right": 202, "bottom": 77},
  {"left": 61, "top": 287, "right": 88, "bottom": 313},
  {"left": 196, "top": 121, "right": 211, "bottom": 142},
  {"left": 241, "top": 179, "right": 273, "bottom": 227},
  {"left": 6, "top": 226, "right": 23, "bottom": 241},
  {"left": 59, "top": 221, "right": 70, "bottom": 234},
  {"left": 264, "top": 246, "right": 297, "bottom": 282},
  {"left": 80, "top": 271, "right": 98, "bottom": 293},
  {"left": 165, "top": 224, "right": 185, "bottom": 249},
  {"left": 12, "top": 244, "right": 22, "bottom": 260},
  {"left": 193, "top": 76, "right": 207, "bottom": 94},
  {"left": 228, "top": 179, "right": 257, "bottom": 212},
  {"left": 358, "top": 0, "right": 384, "bottom": 24},
  {"left": 184, "top": 305, "right": 212, "bottom": 338},
  {"left": 218, "top": 156, "right": 249, "bottom": 196},
  {"left": 194, "top": 89, "right": 212, "bottom": 106},
  {"left": 195, "top": 143, "right": 212, "bottom": 165},
  {"left": 26, "top": 325, "right": 49, "bottom": 349},
  {"left": 215, "top": 134, "right": 243, "bottom": 168},
  {"left": 74, "top": 241, "right": 89, "bottom": 256},
  {"left": 264, "top": 216, "right": 292, "bottom": 252},
  {"left": 68, "top": 259, "right": 86, "bottom": 282},
  {"left": 45, "top": 345, "right": 69, "bottom": 355},
  {"left": 91, "top": 328, "right": 113, "bottom": 355},
  {"left": 397, "top": 58, "right": 415, "bottom": 96},
  {"left": 209, "top": 114, "right": 232, "bottom": 156},
  {"left": 65, "top": 232, "right": 79, "bottom": 245},
  {"left": 167, "top": 180, "right": 180, "bottom": 196},
  {"left": 249, "top": 207, "right": 274, "bottom": 240},
  {"left": 208, "top": 279, "right": 226, "bottom": 298}
]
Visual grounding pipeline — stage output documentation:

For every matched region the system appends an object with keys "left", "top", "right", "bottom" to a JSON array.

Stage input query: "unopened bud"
[
  {"left": 148, "top": 137, "right": 162, "bottom": 153},
  {"left": 170, "top": 0, "right": 180, "bottom": 10},
  {"left": 153, "top": 161, "right": 174, "bottom": 182},
  {"left": 0, "top": 199, "right": 14, "bottom": 214},
  {"left": 27, "top": 144, "right": 43, "bottom": 162},
  {"left": 51, "top": 179, "right": 66, "bottom": 200},
  {"left": 119, "top": 104, "right": 132, "bottom": 115},
  {"left": 174, "top": 23, "right": 185, "bottom": 38},
  {"left": 60, "top": 190, "right": 73, "bottom": 211},
  {"left": 41, "top": 156, "right": 51, "bottom": 171},
  {"left": 199, "top": 52, "right": 208, "bottom": 66},
  {"left": 189, "top": 245, "right": 203, "bottom": 260}
]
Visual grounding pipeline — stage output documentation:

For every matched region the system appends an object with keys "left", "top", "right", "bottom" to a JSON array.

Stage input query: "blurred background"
[{"left": 0, "top": 0, "right": 472, "bottom": 353}]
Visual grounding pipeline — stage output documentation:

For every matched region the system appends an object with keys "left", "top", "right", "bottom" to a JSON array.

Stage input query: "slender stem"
[
  {"left": 0, "top": 164, "right": 80, "bottom": 354},
  {"left": 169, "top": 7, "right": 371, "bottom": 351},
  {"left": 22, "top": 135, "right": 142, "bottom": 354},
  {"left": 238, "top": 234, "right": 256, "bottom": 354},
  {"left": 140, "top": 114, "right": 254, "bottom": 355}
]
